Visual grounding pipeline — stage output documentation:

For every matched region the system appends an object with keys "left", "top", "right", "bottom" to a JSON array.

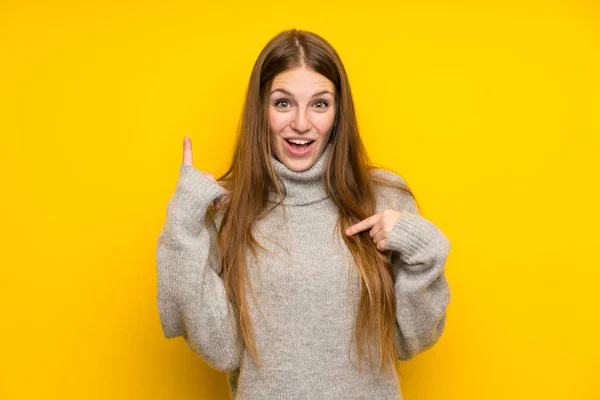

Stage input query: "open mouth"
[{"left": 284, "top": 139, "right": 315, "bottom": 156}]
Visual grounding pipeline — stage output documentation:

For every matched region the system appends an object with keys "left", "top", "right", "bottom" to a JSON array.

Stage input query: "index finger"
[
  {"left": 345, "top": 213, "right": 380, "bottom": 236},
  {"left": 183, "top": 136, "right": 193, "bottom": 167}
]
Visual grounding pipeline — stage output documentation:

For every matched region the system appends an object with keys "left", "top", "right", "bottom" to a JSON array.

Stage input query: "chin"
[{"left": 285, "top": 159, "right": 314, "bottom": 172}]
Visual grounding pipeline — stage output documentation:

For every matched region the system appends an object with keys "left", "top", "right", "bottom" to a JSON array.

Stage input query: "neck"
[{"left": 268, "top": 142, "right": 332, "bottom": 206}]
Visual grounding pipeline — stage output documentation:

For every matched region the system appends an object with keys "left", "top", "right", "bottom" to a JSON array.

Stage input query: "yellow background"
[{"left": 1, "top": 1, "right": 599, "bottom": 399}]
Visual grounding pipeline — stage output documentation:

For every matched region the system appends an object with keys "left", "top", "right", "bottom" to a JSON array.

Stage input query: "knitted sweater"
[{"left": 156, "top": 143, "right": 451, "bottom": 399}]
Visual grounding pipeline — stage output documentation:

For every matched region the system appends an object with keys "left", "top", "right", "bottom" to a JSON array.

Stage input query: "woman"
[{"left": 156, "top": 29, "right": 451, "bottom": 399}]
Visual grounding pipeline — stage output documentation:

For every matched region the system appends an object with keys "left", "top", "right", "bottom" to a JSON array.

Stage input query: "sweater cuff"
[
  {"left": 383, "top": 211, "right": 446, "bottom": 263},
  {"left": 167, "top": 163, "right": 226, "bottom": 222}
]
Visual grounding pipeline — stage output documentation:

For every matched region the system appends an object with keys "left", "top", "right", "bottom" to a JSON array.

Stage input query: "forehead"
[{"left": 270, "top": 66, "right": 335, "bottom": 92}]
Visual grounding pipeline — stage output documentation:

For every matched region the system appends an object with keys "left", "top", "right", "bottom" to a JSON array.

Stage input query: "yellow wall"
[{"left": 1, "top": 1, "right": 598, "bottom": 399}]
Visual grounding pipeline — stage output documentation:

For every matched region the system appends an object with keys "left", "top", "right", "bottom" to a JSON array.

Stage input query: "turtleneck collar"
[{"left": 268, "top": 142, "right": 333, "bottom": 206}]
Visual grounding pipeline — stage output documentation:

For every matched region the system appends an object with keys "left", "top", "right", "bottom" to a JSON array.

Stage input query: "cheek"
[
  {"left": 268, "top": 108, "right": 335, "bottom": 132},
  {"left": 315, "top": 111, "right": 336, "bottom": 131},
  {"left": 268, "top": 110, "right": 287, "bottom": 131}
]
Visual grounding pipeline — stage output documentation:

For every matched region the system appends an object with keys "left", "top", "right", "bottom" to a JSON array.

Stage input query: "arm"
[
  {"left": 373, "top": 169, "right": 451, "bottom": 361},
  {"left": 156, "top": 163, "right": 242, "bottom": 372},
  {"left": 385, "top": 209, "right": 451, "bottom": 361}
]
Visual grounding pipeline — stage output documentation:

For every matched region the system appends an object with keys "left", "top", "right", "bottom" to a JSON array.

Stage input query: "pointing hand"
[
  {"left": 182, "top": 136, "right": 228, "bottom": 209},
  {"left": 345, "top": 210, "right": 403, "bottom": 252}
]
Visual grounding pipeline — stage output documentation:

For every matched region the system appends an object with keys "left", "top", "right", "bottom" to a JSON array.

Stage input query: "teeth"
[{"left": 286, "top": 139, "right": 312, "bottom": 145}]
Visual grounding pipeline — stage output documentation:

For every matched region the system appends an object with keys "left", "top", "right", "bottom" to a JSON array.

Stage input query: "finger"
[
  {"left": 183, "top": 136, "right": 193, "bottom": 167},
  {"left": 345, "top": 213, "right": 381, "bottom": 236},
  {"left": 369, "top": 220, "right": 384, "bottom": 239},
  {"left": 372, "top": 227, "right": 387, "bottom": 244}
]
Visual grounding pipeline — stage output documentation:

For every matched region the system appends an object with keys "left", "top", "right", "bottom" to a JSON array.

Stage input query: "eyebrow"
[{"left": 270, "top": 88, "right": 335, "bottom": 98}]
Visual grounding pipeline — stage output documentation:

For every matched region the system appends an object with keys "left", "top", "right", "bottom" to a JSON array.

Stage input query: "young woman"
[{"left": 156, "top": 29, "right": 451, "bottom": 399}]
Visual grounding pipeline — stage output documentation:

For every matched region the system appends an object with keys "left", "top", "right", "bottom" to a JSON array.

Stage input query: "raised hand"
[
  {"left": 182, "top": 136, "right": 227, "bottom": 209},
  {"left": 345, "top": 210, "right": 403, "bottom": 251}
]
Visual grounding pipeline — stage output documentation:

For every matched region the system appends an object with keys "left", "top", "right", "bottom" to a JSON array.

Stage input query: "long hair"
[{"left": 205, "top": 29, "right": 417, "bottom": 376}]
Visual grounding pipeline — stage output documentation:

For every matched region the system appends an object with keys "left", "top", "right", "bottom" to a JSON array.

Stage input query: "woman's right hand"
[{"left": 183, "top": 136, "right": 228, "bottom": 209}]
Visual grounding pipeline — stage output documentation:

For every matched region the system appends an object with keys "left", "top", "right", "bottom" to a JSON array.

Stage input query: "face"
[{"left": 268, "top": 65, "right": 336, "bottom": 172}]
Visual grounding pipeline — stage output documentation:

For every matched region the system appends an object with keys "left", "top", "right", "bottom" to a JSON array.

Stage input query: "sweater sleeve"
[
  {"left": 373, "top": 169, "right": 451, "bottom": 361},
  {"left": 156, "top": 163, "right": 242, "bottom": 372}
]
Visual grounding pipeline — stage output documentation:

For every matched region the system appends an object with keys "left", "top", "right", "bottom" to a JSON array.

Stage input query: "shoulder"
[
  {"left": 369, "top": 167, "right": 419, "bottom": 214},
  {"left": 370, "top": 167, "right": 408, "bottom": 187}
]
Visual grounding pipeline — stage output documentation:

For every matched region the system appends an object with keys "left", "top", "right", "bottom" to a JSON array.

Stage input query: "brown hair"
[{"left": 206, "top": 29, "right": 418, "bottom": 375}]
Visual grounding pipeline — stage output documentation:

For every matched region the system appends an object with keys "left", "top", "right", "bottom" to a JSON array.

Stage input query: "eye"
[
  {"left": 273, "top": 99, "right": 330, "bottom": 110},
  {"left": 314, "top": 100, "right": 329, "bottom": 109},
  {"left": 274, "top": 99, "right": 290, "bottom": 109}
]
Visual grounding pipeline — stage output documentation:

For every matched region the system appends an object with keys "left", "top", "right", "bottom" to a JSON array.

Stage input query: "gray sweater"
[{"left": 156, "top": 143, "right": 451, "bottom": 399}]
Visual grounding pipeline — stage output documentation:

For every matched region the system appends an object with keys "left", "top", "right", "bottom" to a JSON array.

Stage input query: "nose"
[{"left": 291, "top": 108, "right": 311, "bottom": 133}]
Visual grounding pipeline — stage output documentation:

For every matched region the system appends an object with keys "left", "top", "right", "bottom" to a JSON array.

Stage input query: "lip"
[
  {"left": 283, "top": 137, "right": 317, "bottom": 141},
  {"left": 283, "top": 137, "right": 315, "bottom": 157}
]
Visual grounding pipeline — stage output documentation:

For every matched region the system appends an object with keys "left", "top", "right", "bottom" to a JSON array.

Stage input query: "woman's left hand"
[{"left": 345, "top": 210, "right": 402, "bottom": 252}]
